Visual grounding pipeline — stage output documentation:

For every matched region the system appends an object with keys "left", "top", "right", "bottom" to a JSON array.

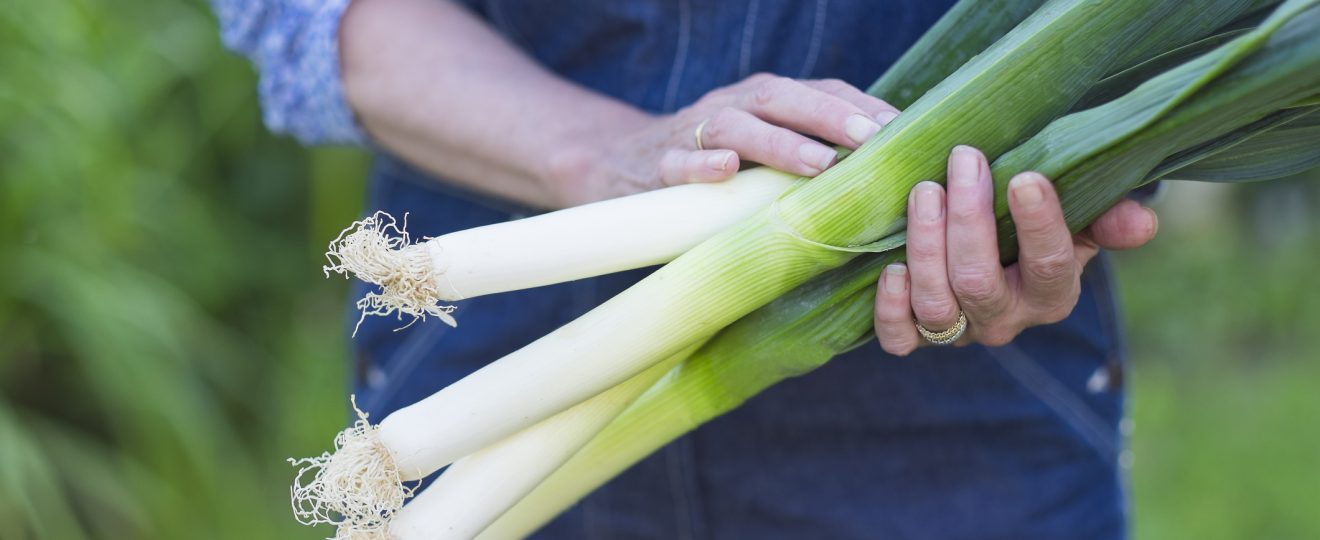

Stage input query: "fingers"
[
  {"left": 880, "top": 151, "right": 1139, "bottom": 352},
  {"left": 802, "top": 78, "right": 901, "bottom": 125},
  {"left": 874, "top": 263, "right": 922, "bottom": 356},
  {"left": 1086, "top": 199, "right": 1158, "bottom": 251},
  {"left": 944, "top": 146, "right": 1012, "bottom": 323},
  {"left": 700, "top": 107, "right": 838, "bottom": 176},
  {"left": 1007, "top": 172, "right": 1079, "bottom": 311},
  {"left": 659, "top": 149, "right": 739, "bottom": 186},
  {"left": 674, "top": 75, "right": 895, "bottom": 183},
  {"left": 905, "top": 181, "right": 962, "bottom": 332},
  {"left": 737, "top": 75, "right": 887, "bottom": 149}
]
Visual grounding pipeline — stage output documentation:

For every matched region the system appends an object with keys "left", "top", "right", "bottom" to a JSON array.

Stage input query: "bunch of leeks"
[{"left": 292, "top": 1, "right": 1320, "bottom": 538}]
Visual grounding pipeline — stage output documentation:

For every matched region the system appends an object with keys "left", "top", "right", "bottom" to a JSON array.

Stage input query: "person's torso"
[
  {"left": 459, "top": 0, "right": 955, "bottom": 113},
  {"left": 350, "top": 2, "right": 1128, "bottom": 538}
]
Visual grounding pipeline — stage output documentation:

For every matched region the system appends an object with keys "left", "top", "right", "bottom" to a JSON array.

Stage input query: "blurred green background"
[{"left": 0, "top": 1, "right": 1315, "bottom": 539}]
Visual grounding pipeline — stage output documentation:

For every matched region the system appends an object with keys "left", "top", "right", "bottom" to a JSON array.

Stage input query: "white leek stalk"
[
  {"left": 387, "top": 346, "right": 695, "bottom": 540},
  {"left": 325, "top": 168, "right": 797, "bottom": 328}
]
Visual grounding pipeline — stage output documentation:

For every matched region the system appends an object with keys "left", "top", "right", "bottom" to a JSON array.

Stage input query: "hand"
[
  {"left": 546, "top": 74, "right": 900, "bottom": 206},
  {"left": 341, "top": 0, "right": 900, "bottom": 209},
  {"left": 872, "top": 146, "right": 1159, "bottom": 355}
]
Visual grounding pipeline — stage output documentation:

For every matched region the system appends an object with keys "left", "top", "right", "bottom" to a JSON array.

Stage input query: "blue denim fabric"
[{"left": 350, "top": 2, "right": 1129, "bottom": 538}]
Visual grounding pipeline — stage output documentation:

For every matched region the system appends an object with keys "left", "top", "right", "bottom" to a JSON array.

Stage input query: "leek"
[
  {"left": 385, "top": 346, "right": 697, "bottom": 540},
  {"left": 484, "top": 3, "right": 1320, "bottom": 534},
  {"left": 291, "top": 0, "right": 1310, "bottom": 537},
  {"left": 331, "top": 2, "right": 1060, "bottom": 536},
  {"left": 324, "top": 168, "right": 798, "bottom": 329},
  {"left": 372, "top": 0, "right": 1189, "bottom": 477}
]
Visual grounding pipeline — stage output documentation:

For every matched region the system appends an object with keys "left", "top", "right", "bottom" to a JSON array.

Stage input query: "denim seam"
[
  {"left": 796, "top": 0, "right": 828, "bottom": 78},
  {"left": 663, "top": 0, "right": 693, "bottom": 111},
  {"left": 987, "top": 343, "right": 1119, "bottom": 463},
  {"left": 738, "top": 0, "right": 761, "bottom": 78}
]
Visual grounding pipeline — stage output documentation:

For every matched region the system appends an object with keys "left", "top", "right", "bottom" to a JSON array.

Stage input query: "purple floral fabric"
[{"left": 212, "top": 0, "right": 365, "bottom": 145}]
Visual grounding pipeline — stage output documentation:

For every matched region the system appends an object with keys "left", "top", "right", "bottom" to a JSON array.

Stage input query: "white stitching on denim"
[
  {"left": 738, "top": 0, "right": 761, "bottom": 78},
  {"left": 663, "top": 0, "right": 693, "bottom": 111},
  {"left": 987, "top": 343, "right": 1119, "bottom": 463},
  {"left": 797, "top": 0, "right": 828, "bottom": 78}
]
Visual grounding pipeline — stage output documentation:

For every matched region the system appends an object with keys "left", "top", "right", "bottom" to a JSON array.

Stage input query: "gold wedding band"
[
  {"left": 694, "top": 119, "right": 709, "bottom": 151},
  {"left": 915, "top": 311, "right": 968, "bottom": 346}
]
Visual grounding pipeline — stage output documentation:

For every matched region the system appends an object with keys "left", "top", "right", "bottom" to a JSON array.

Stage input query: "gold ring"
[
  {"left": 915, "top": 311, "right": 967, "bottom": 345},
  {"left": 694, "top": 119, "right": 709, "bottom": 151}
]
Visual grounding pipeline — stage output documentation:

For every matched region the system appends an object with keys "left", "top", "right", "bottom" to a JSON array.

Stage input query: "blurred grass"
[
  {"left": 1117, "top": 179, "right": 1320, "bottom": 540},
  {"left": 0, "top": 1, "right": 1315, "bottom": 539},
  {"left": 0, "top": 0, "right": 362, "bottom": 538}
]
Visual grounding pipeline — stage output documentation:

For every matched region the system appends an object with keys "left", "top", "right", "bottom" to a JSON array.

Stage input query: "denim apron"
[{"left": 350, "top": 2, "right": 1129, "bottom": 538}]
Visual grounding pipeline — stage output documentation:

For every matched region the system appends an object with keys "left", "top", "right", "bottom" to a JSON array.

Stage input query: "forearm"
[{"left": 340, "top": 0, "right": 648, "bottom": 208}]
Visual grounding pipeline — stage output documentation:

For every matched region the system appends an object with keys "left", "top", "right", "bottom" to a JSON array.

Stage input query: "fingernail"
[
  {"left": 949, "top": 145, "right": 981, "bottom": 188},
  {"left": 883, "top": 263, "right": 907, "bottom": 294},
  {"left": 707, "top": 151, "right": 733, "bottom": 171},
  {"left": 845, "top": 114, "right": 881, "bottom": 145},
  {"left": 1010, "top": 174, "right": 1045, "bottom": 209},
  {"left": 875, "top": 109, "right": 899, "bottom": 126},
  {"left": 799, "top": 143, "right": 836, "bottom": 172},
  {"left": 914, "top": 181, "right": 943, "bottom": 222}
]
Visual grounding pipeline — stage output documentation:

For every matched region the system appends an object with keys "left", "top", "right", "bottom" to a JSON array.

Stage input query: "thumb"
[{"left": 1083, "top": 199, "right": 1159, "bottom": 251}]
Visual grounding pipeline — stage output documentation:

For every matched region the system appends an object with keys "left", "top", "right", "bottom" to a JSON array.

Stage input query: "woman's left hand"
[{"left": 873, "top": 145, "right": 1159, "bottom": 355}]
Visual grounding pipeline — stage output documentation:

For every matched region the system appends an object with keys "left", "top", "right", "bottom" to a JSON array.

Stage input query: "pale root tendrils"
[
  {"left": 324, "top": 211, "right": 457, "bottom": 335},
  {"left": 289, "top": 396, "right": 416, "bottom": 540}
]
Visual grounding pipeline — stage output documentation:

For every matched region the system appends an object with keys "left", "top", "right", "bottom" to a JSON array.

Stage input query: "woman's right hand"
[
  {"left": 341, "top": 0, "right": 898, "bottom": 209},
  {"left": 544, "top": 74, "right": 901, "bottom": 206}
]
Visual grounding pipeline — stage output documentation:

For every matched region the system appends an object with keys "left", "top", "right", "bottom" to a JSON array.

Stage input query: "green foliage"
[
  {"left": 0, "top": 0, "right": 365, "bottom": 538},
  {"left": 1117, "top": 178, "right": 1320, "bottom": 539}
]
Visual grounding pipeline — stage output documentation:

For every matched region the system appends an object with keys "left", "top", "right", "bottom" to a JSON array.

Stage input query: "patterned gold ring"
[{"left": 915, "top": 311, "right": 967, "bottom": 346}]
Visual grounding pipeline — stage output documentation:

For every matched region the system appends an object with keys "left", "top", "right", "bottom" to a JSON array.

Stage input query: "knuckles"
[
  {"left": 1021, "top": 251, "right": 1076, "bottom": 286},
  {"left": 947, "top": 200, "right": 988, "bottom": 223},
  {"left": 948, "top": 264, "right": 1003, "bottom": 306},
  {"left": 910, "top": 297, "right": 961, "bottom": 328},
  {"left": 905, "top": 239, "right": 943, "bottom": 261},
  {"left": 874, "top": 298, "right": 913, "bottom": 327},
  {"left": 1014, "top": 208, "right": 1061, "bottom": 236},
  {"left": 765, "top": 129, "right": 796, "bottom": 152},
  {"left": 748, "top": 75, "right": 794, "bottom": 108},
  {"left": 812, "top": 78, "right": 850, "bottom": 93},
  {"left": 808, "top": 98, "right": 842, "bottom": 123}
]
